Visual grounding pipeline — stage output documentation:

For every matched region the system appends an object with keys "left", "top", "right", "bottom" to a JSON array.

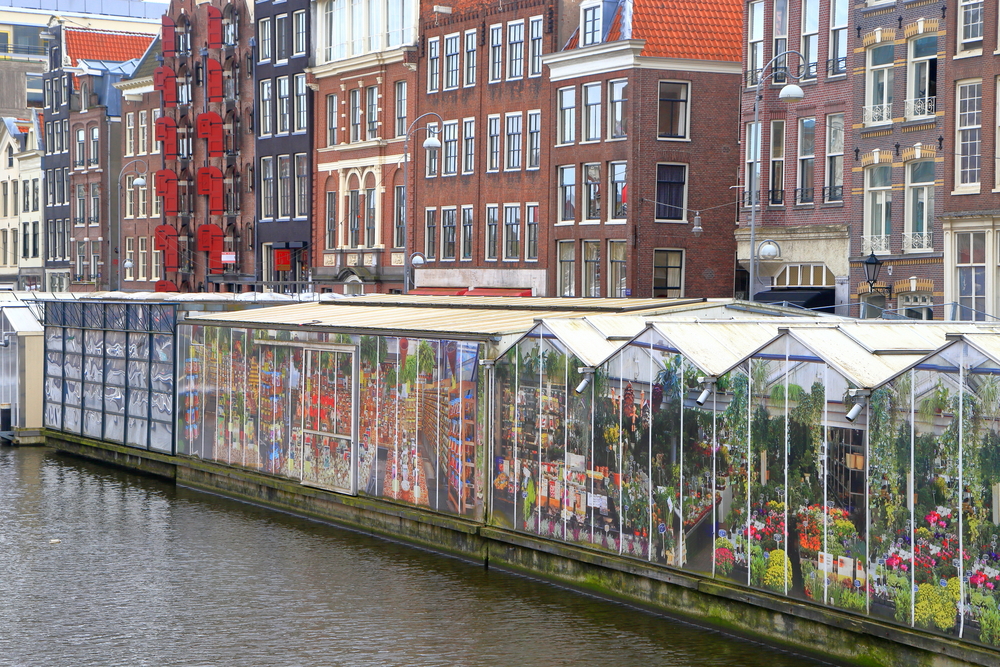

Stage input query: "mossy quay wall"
[{"left": 48, "top": 434, "right": 996, "bottom": 667}]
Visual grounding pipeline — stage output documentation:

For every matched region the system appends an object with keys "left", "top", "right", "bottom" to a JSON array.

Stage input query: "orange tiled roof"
[
  {"left": 64, "top": 29, "right": 154, "bottom": 66},
  {"left": 632, "top": 0, "right": 742, "bottom": 61}
]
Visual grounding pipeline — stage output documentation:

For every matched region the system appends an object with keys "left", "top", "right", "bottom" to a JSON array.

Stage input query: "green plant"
[{"left": 979, "top": 607, "right": 1000, "bottom": 646}]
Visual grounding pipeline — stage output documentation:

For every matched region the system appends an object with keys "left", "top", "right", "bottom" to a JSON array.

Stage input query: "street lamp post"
[
  {"left": 116, "top": 158, "right": 148, "bottom": 291},
  {"left": 747, "top": 51, "right": 806, "bottom": 301},
  {"left": 402, "top": 112, "right": 442, "bottom": 294}
]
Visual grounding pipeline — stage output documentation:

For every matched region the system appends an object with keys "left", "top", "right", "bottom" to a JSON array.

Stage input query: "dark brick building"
[
  {"left": 410, "top": 0, "right": 556, "bottom": 295},
  {"left": 545, "top": 0, "right": 742, "bottom": 299},
  {"left": 254, "top": 0, "right": 313, "bottom": 290}
]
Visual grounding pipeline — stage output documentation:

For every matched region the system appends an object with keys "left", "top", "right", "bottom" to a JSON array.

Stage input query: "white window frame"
[
  {"left": 504, "top": 113, "right": 522, "bottom": 171},
  {"left": 582, "top": 82, "right": 601, "bottom": 142},
  {"left": 486, "top": 114, "right": 500, "bottom": 172},
  {"left": 557, "top": 86, "right": 575, "bottom": 145},
  {"left": 427, "top": 37, "right": 440, "bottom": 93},
  {"left": 528, "top": 17, "right": 543, "bottom": 77},
  {"left": 863, "top": 163, "right": 892, "bottom": 254},
  {"left": 800, "top": 0, "right": 819, "bottom": 80},
  {"left": 906, "top": 35, "right": 937, "bottom": 120},
  {"left": 526, "top": 110, "right": 541, "bottom": 170},
  {"left": 442, "top": 120, "right": 458, "bottom": 176},
  {"left": 652, "top": 248, "right": 684, "bottom": 298},
  {"left": 864, "top": 43, "right": 894, "bottom": 126},
  {"left": 485, "top": 204, "right": 498, "bottom": 260},
  {"left": 460, "top": 205, "right": 473, "bottom": 260},
  {"left": 558, "top": 164, "right": 576, "bottom": 223},
  {"left": 558, "top": 240, "right": 575, "bottom": 296},
  {"left": 444, "top": 33, "right": 460, "bottom": 90},
  {"left": 395, "top": 81, "right": 407, "bottom": 138},
  {"left": 489, "top": 25, "right": 503, "bottom": 82},
  {"left": 748, "top": 1, "right": 764, "bottom": 85},
  {"left": 958, "top": 0, "right": 984, "bottom": 54},
  {"left": 464, "top": 30, "right": 477, "bottom": 87},
  {"left": 957, "top": 79, "right": 982, "bottom": 190},
  {"left": 825, "top": 113, "right": 844, "bottom": 203},
  {"left": 904, "top": 159, "right": 934, "bottom": 251},
  {"left": 657, "top": 80, "right": 690, "bottom": 140},
  {"left": 581, "top": 3, "right": 601, "bottom": 47},
  {"left": 462, "top": 118, "right": 475, "bottom": 174},
  {"left": 506, "top": 20, "right": 524, "bottom": 80},
  {"left": 259, "top": 17, "right": 272, "bottom": 61},
  {"left": 502, "top": 203, "right": 520, "bottom": 260},
  {"left": 829, "top": 0, "right": 848, "bottom": 76},
  {"left": 796, "top": 117, "right": 815, "bottom": 204}
]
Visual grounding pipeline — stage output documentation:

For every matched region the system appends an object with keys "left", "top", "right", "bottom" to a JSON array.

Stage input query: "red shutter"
[
  {"left": 154, "top": 279, "right": 178, "bottom": 292},
  {"left": 196, "top": 111, "right": 224, "bottom": 157},
  {"left": 206, "top": 5, "right": 223, "bottom": 49},
  {"left": 153, "top": 66, "right": 177, "bottom": 108},
  {"left": 154, "top": 224, "right": 180, "bottom": 271},
  {"left": 155, "top": 169, "right": 179, "bottom": 216},
  {"left": 161, "top": 16, "right": 176, "bottom": 57},
  {"left": 205, "top": 58, "right": 223, "bottom": 102},
  {"left": 196, "top": 223, "right": 225, "bottom": 274},
  {"left": 197, "top": 166, "right": 224, "bottom": 214},
  {"left": 154, "top": 115, "right": 178, "bottom": 158}
]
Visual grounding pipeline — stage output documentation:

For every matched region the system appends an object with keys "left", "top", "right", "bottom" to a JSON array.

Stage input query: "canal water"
[{"left": 0, "top": 447, "right": 830, "bottom": 667}]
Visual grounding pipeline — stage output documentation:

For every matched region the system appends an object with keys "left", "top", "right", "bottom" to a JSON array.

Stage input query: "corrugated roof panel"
[
  {"left": 531, "top": 318, "right": 644, "bottom": 367},
  {"left": 782, "top": 328, "right": 927, "bottom": 387},
  {"left": 647, "top": 321, "right": 785, "bottom": 376}
]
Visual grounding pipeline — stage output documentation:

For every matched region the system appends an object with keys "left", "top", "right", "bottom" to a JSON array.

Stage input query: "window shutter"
[
  {"left": 205, "top": 58, "right": 223, "bottom": 102},
  {"left": 153, "top": 66, "right": 177, "bottom": 108},
  {"left": 196, "top": 222, "right": 225, "bottom": 273},
  {"left": 206, "top": 6, "right": 223, "bottom": 48},
  {"left": 154, "top": 169, "right": 178, "bottom": 215},
  {"left": 155, "top": 115, "right": 178, "bottom": 158},
  {"left": 154, "top": 224, "right": 179, "bottom": 271},
  {"left": 197, "top": 166, "right": 224, "bottom": 214},
  {"left": 161, "top": 17, "right": 176, "bottom": 57},
  {"left": 196, "top": 111, "right": 224, "bottom": 157}
]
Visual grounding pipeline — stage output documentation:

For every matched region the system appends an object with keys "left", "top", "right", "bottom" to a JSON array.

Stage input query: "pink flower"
[{"left": 988, "top": 582, "right": 995, "bottom": 590}]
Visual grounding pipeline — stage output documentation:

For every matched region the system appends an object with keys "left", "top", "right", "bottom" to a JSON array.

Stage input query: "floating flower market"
[{"left": 39, "top": 294, "right": 1000, "bottom": 660}]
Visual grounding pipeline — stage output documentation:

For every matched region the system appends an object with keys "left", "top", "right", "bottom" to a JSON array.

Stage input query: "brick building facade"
[
  {"left": 410, "top": 0, "right": 554, "bottom": 295},
  {"left": 309, "top": 0, "right": 418, "bottom": 294},
  {"left": 153, "top": 0, "right": 256, "bottom": 293},
  {"left": 255, "top": 0, "right": 313, "bottom": 290},
  {"left": 940, "top": 0, "right": 1000, "bottom": 320}
]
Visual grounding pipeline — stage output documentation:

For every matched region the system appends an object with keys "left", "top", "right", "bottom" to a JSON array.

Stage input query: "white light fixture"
[
  {"left": 422, "top": 135, "right": 441, "bottom": 150},
  {"left": 123, "top": 258, "right": 133, "bottom": 269},
  {"left": 410, "top": 251, "right": 426, "bottom": 267},
  {"left": 133, "top": 176, "right": 146, "bottom": 188},
  {"left": 758, "top": 239, "right": 781, "bottom": 260},
  {"left": 690, "top": 211, "right": 703, "bottom": 237},
  {"left": 778, "top": 83, "right": 805, "bottom": 102}
]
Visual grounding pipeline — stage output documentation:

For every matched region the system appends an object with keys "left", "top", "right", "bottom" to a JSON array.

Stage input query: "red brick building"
[
  {"left": 543, "top": 0, "right": 741, "bottom": 298},
  {"left": 309, "top": 0, "right": 419, "bottom": 293},
  {"left": 151, "top": 0, "right": 255, "bottom": 292},
  {"left": 940, "top": 0, "right": 999, "bottom": 320},
  {"left": 410, "top": 0, "right": 555, "bottom": 295},
  {"left": 116, "top": 38, "right": 164, "bottom": 291}
]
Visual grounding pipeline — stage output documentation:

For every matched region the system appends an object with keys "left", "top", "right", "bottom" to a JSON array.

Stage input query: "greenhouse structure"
[{"left": 40, "top": 294, "right": 1000, "bottom": 652}]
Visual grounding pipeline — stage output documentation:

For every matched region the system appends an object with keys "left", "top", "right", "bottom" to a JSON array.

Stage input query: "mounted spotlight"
[
  {"left": 846, "top": 388, "right": 870, "bottom": 423},
  {"left": 695, "top": 376, "right": 716, "bottom": 406},
  {"left": 575, "top": 367, "right": 594, "bottom": 394}
]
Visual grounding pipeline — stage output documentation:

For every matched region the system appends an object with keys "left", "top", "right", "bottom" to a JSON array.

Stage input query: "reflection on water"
[{"left": 0, "top": 447, "right": 829, "bottom": 667}]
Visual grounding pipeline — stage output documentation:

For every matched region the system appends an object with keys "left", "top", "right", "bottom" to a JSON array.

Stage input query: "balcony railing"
[
  {"left": 904, "top": 96, "right": 936, "bottom": 119},
  {"left": 795, "top": 187, "right": 815, "bottom": 204},
  {"left": 823, "top": 185, "right": 843, "bottom": 203},
  {"left": 88, "top": 216, "right": 99, "bottom": 225},
  {"left": 742, "top": 191, "right": 761, "bottom": 207},
  {"left": 903, "top": 231, "right": 933, "bottom": 251},
  {"left": 799, "top": 61, "right": 818, "bottom": 81},
  {"left": 827, "top": 57, "right": 847, "bottom": 76},
  {"left": 72, "top": 216, "right": 84, "bottom": 226},
  {"left": 863, "top": 234, "right": 890, "bottom": 254},
  {"left": 863, "top": 103, "right": 893, "bottom": 125},
  {"left": 768, "top": 189, "right": 785, "bottom": 205}
]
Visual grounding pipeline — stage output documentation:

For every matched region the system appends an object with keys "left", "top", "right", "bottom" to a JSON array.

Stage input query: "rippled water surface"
[{"left": 0, "top": 448, "right": 831, "bottom": 667}]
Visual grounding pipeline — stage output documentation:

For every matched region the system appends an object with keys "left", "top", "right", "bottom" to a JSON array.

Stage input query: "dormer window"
[{"left": 582, "top": 4, "right": 601, "bottom": 46}]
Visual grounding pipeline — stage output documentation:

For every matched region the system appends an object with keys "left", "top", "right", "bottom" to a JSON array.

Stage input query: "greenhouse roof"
[
  {"left": 907, "top": 331, "right": 1000, "bottom": 376},
  {"left": 643, "top": 320, "right": 793, "bottom": 377},
  {"left": 523, "top": 316, "right": 650, "bottom": 367},
  {"left": 757, "top": 322, "right": 995, "bottom": 388},
  {"left": 182, "top": 296, "right": 818, "bottom": 342}
]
